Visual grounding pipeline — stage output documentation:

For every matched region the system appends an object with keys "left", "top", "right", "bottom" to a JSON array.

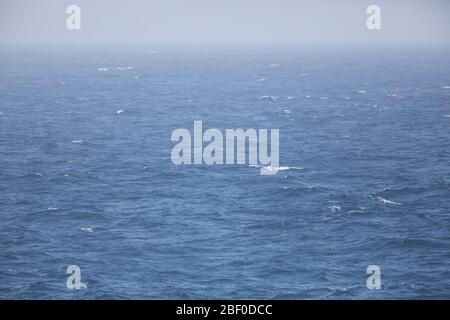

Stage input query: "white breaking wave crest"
[
  {"left": 257, "top": 165, "right": 304, "bottom": 172},
  {"left": 377, "top": 197, "right": 401, "bottom": 205},
  {"left": 97, "top": 67, "right": 108, "bottom": 71},
  {"left": 116, "top": 66, "right": 134, "bottom": 70},
  {"left": 328, "top": 205, "right": 342, "bottom": 212},
  {"left": 259, "top": 95, "right": 280, "bottom": 101}
]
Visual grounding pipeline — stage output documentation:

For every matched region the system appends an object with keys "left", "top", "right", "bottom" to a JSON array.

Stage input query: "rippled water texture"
[{"left": 0, "top": 46, "right": 449, "bottom": 299}]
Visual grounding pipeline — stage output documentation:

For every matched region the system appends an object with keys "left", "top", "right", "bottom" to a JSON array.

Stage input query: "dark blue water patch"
[{"left": 1, "top": 46, "right": 450, "bottom": 299}]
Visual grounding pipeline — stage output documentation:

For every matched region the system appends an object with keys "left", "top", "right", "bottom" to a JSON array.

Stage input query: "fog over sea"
[{"left": 1, "top": 46, "right": 449, "bottom": 299}]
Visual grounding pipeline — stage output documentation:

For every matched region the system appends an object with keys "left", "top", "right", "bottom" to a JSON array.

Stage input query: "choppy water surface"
[{"left": 0, "top": 46, "right": 449, "bottom": 299}]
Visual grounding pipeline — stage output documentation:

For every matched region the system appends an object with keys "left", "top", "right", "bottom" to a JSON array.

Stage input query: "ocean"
[{"left": 0, "top": 46, "right": 449, "bottom": 299}]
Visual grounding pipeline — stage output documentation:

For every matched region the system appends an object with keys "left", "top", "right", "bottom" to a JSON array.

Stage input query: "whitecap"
[
  {"left": 116, "top": 66, "right": 134, "bottom": 70},
  {"left": 328, "top": 205, "right": 341, "bottom": 213},
  {"left": 71, "top": 140, "right": 83, "bottom": 144},
  {"left": 358, "top": 90, "right": 367, "bottom": 94},
  {"left": 267, "top": 64, "right": 280, "bottom": 67},
  {"left": 287, "top": 96, "right": 295, "bottom": 100},
  {"left": 261, "top": 166, "right": 297, "bottom": 172},
  {"left": 284, "top": 109, "right": 292, "bottom": 114},
  {"left": 47, "top": 207, "right": 59, "bottom": 212},
  {"left": 377, "top": 197, "right": 401, "bottom": 205},
  {"left": 259, "top": 95, "right": 279, "bottom": 101},
  {"left": 32, "top": 172, "right": 44, "bottom": 177},
  {"left": 441, "top": 86, "right": 450, "bottom": 89},
  {"left": 116, "top": 109, "right": 124, "bottom": 114},
  {"left": 256, "top": 78, "right": 265, "bottom": 82},
  {"left": 97, "top": 68, "right": 108, "bottom": 71},
  {"left": 80, "top": 227, "right": 94, "bottom": 233}
]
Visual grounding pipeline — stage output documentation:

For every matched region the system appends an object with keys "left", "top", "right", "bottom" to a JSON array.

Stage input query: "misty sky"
[{"left": 0, "top": 0, "right": 449, "bottom": 45}]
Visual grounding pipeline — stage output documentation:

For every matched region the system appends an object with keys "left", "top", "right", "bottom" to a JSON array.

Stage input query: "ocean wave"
[
  {"left": 255, "top": 165, "right": 304, "bottom": 172},
  {"left": 377, "top": 196, "right": 401, "bottom": 205},
  {"left": 258, "top": 95, "right": 280, "bottom": 101},
  {"left": 116, "top": 66, "right": 134, "bottom": 70}
]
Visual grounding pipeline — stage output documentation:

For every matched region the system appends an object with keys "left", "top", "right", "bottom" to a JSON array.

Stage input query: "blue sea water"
[{"left": 0, "top": 46, "right": 449, "bottom": 299}]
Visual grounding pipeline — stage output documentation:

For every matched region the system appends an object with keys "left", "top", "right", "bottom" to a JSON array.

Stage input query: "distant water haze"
[{"left": 1, "top": 0, "right": 450, "bottom": 46}]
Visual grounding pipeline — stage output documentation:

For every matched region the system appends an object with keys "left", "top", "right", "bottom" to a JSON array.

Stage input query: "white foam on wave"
[
  {"left": 80, "top": 227, "right": 94, "bottom": 233},
  {"left": 261, "top": 165, "right": 303, "bottom": 172},
  {"left": 377, "top": 197, "right": 401, "bottom": 205},
  {"left": 441, "top": 86, "right": 450, "bottom": 89},
  {"left": 256, "top": 78, "right": 265, "bottom": 82},
  {"left": 284, "top": 109, "right": 292, "bottom": 114},
  {"left": 71, "top": 140, "right": 83, "bottom": 144},
  {"left": 358, "top": 90, "right": 367, "bottom": 94},
  {"left": 97, "top": 68, "right": 108, "bottom": 71},
  {"left": 47, "top": 207, "right": 59, "bottom": 212},
  {"left": 328, "top": 205, "right": 341, "bottom": 213},
  {"left": 32, "top": 172, "right": 44, "bottom": 177},
  {"left": 259, "top": 95, "right": 280, "bottom": 101},
  {"left": 116, "top": 66, "right": 134, "bottom": 70},
  {"left": 116, "top": 109, "right": 124, "bottom": 114}
]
